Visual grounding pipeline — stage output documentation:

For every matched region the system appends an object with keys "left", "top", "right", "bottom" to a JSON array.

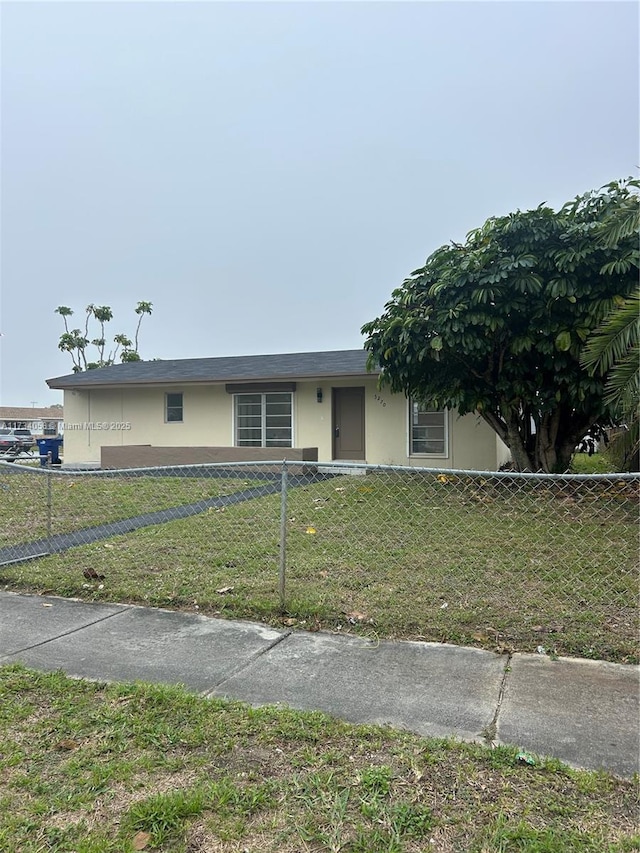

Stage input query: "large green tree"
[{"left": 362, "top": 179, "right": 639, "bottom": 473}]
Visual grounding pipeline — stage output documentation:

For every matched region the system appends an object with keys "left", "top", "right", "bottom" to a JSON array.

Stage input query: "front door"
[{"left": 332, "top": 387, "right": 365, "bottom": 460}]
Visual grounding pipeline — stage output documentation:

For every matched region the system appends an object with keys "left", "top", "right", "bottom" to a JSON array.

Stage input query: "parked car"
[
  {"left": 12, "top": 428, "right": 36, "bottom": 450},
  {"left": 0, "top": 429, "right": 20, "bottom": 454},
  {"left": 0, "top": 428, "right": 35, "bottom": 455}
]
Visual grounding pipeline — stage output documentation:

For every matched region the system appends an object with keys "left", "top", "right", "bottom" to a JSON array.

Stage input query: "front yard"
[{"left": 1, "top": 470, "right": 637, "bottom": 663}]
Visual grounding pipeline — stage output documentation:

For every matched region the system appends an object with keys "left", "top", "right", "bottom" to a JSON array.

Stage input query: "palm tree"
[
  {"left": 578, "top": 179, "right": 639, "bottom": 470},
  {"left": 581, "top": 289, "right": 640, "bottom": 470}
]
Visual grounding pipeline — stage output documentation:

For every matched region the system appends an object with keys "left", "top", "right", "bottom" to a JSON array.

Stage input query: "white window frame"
[
  {"left": 165, "top": 392, "right": 184, "bottom": 423},
  {"left": 233, "top": 392, "right": 294, "bottom": 448},
  {"left": 408, "top": 401, "right": 448, "bottom": 457}
]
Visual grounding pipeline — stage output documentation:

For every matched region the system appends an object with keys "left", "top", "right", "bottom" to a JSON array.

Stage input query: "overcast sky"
[{"left": 1, "top": 0, "right": 638, "bottom": 407}]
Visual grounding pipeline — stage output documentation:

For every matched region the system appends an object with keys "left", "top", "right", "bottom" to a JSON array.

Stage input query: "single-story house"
[
  {"left": 46, "top": 349, "right": 510, "bottom": 469},
  {"left": 0, "top": 406, "right": 64, "bottom": 437}
]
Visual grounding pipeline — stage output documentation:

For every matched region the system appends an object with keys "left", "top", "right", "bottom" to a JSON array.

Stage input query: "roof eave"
[{"left": 47, "top": 369, "right": 379, "bottom": 391}]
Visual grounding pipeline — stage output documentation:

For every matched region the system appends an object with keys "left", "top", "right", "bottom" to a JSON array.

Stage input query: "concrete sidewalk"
[{"left": 1, "top": 591, "right": 638, "bottom": 778}]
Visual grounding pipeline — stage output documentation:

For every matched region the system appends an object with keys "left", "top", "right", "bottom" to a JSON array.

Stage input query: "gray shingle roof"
[{"left": 47, "top": 349, "right": 377, "bottom": 389}]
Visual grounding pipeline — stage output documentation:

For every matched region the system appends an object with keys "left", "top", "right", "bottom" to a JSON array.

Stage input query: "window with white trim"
[
  {"left": 409, "top": 402, "right": 447, "bottom": 455},
  {"left": 165, "top": 392, "right": 183, "bottom": 423},
  {"left": 235, "top": 393, "right": 292, "bottom": 447}
]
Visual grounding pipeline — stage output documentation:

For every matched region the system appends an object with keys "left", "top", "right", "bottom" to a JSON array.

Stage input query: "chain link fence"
[{"left": 1, "top": 459, "right": 638, "bottom": 662}]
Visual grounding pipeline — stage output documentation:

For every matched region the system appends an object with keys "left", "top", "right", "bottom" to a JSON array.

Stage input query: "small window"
[
  {"left": 165, "top": 392, "right": 183, "bottom": 423},
  {"left": 410, "top": 402, "right": 447, "bottom": 456},
  {"left": 235, "top": 393, "right": 292, "bottom": 447}
]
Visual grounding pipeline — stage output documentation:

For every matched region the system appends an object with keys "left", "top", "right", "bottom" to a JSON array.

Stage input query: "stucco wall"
[
  {"left": 362, "top": 385, "right": 502, "bottom": 470},
  {"left": 63, "top": 386, "right": 233, "bottom": 464},
  {"left": 62, "top": 380, "right": 504, "bottom": 470}
]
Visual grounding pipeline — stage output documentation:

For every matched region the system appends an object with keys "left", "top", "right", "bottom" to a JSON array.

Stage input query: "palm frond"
[
  {"left": 604, "top": 345, "right": 640, "bottom": 409},
  {"left": 599, "top": 204, "right": 640, "bottom": 248},
  {"left": 581, "top": 290, "right": 640, "bottom": 375}
]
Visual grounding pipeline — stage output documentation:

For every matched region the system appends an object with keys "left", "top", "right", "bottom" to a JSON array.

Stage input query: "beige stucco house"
[{"left": 47, "top": 349, "right": 509, "bottom": 469}]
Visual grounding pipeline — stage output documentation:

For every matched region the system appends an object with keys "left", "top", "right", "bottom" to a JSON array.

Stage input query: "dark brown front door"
[{"left": 333, "top": 387, "right": 365, "bottom": 460}]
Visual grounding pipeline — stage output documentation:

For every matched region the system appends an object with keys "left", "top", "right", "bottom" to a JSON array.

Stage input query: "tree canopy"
[
  {"left": 362, "top": 179, "right": 639, "bottom": 473},
  {"left": 55, "top": 301, "right": 153, "bottom": 373}
]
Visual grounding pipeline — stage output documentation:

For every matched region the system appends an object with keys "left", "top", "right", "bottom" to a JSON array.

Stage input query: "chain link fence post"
[
  {"left": 46, "top": 464, "right": 53, "bottom": 554},
  {"left": 278, "top": 459, "right": 288, "bottom": 611}
]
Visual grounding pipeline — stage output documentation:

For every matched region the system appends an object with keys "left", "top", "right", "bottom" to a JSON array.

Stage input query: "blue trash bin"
[{"left": 38, "top": 437, "right": 63, "bottom": 466}]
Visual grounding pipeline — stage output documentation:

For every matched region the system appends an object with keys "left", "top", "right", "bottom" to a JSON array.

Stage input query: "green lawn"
[
  {"left": 0, "top": 468, "right": 259, "bottom": 546},
  {"left": 0, "top": 666, "right": 637, "bottom": 853},
  {"left": 2, "top": 472, "right": 637, "bottom": 663},
  {"left": 570, "top": 452, "right": 618, "bottom": 474}
]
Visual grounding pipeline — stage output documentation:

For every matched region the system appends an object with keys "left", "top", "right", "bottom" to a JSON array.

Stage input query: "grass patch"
[
  {"left": 0, "top": 467, "right": 260, "bottom": 547},
  {"left": 1, "top": 472, "right": 638, "bottom": 663},
  {"left": 0, "top": 665, "right": 637, "bottom": 852},
  {"left": 570, "top": 453, "right": 618, "bottom": 475}
]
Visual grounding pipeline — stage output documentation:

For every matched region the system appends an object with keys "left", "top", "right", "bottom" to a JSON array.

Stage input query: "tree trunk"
[
  {"left": 479, "top": 402, "right": 603, "bottom": 473},
  {"left": 536, "top": 411, "right": 560, "bottom": 473},
  {"left": 482, "top": 405, "right": 588, "bottom": 473},
  {"left": 504, "top": 411, "right": 536, "bottom": 472},
  {"left": 554, "top": 439, "right": 578, "bottom": 474}
]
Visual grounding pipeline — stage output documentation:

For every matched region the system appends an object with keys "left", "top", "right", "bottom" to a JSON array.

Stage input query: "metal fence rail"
[{"left": 1, "top": 459, "right": 638, "bottom": 661}]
